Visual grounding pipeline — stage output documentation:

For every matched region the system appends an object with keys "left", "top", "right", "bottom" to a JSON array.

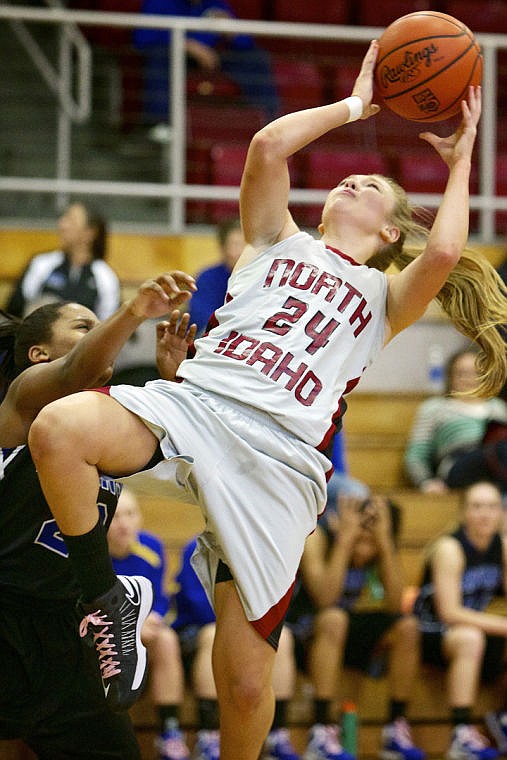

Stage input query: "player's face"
[
  {"left": 45, "top": 303, "right": 99, "bottom": 360},
  {"left": 57, "top": 202, "right": 94, "bottom": 253},
  {"left": 107, "top": 491, "right": 142, "bottom": 556},
  {"left": 462, "top": 482, "right": 504, "bottom": 542},
  {"left": 322, "top": 174, "right": 396, "bottom": 238},
  {"left": 351, "top": 530, "right": 378, "bottom": 567},
  {"left": 449, "top": 352, "right": 480, "bottom": 395}
]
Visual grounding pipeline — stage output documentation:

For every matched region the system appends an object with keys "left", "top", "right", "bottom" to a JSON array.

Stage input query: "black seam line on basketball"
[
  {"left": 401, "top": 12, "right": 467, "bottom": 32},
  {"left": 380, "top": 40, "right": 476, "bottom": 101},
  {"left": 376, "top": 32, "right": 470, "bottom": 67},
  {"left": 409, "top": 55, "right": 482, "bottom": 122}
]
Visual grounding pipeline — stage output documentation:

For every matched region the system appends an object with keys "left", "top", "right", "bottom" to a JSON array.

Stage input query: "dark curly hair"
[{"left": 0, "top": 302, "right": 69, "bottom": 401}]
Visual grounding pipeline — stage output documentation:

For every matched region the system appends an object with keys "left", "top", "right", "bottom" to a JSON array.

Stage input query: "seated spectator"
[
  {"left": 188, "top": 218, "right": 244, "bottom": 336},
  {"left": 286, "top": 493, "right": 424, "bottom": 760},
  {"left": 108, "top": 487, "right": 190, "bottom": 760},
  {"left": 6, "top": 201, "right": 120, "bottom": 320},
  {"left": 414, "top": 481, "right": 507, "bottom": 760},
  {"left": 172, "top": 535, "right": 300, "bottom": 760},
  {"left": 404, "top": 348, "right": 507, "bottom": 495},
  {"left": 134, "top": 0, "right": 280, "bottom": 140}
]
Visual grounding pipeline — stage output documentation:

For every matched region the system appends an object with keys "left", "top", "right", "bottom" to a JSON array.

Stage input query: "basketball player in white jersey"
[{"left": 29, "top": 40, "right": 505, "bottom": 760}]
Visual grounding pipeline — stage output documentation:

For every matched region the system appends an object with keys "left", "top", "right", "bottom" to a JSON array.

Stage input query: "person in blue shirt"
[
  {"left": 188, "top": 219, "right": 244, "bottom": 336},
  {"left": 134, "top": 0, "right": 279, "bottom": 134},
  {"left": 173, "top": 536, "right": 300, "bottom": 760},
  {"left": 108, "top": 487, "right": 191, "bottom": 760}
]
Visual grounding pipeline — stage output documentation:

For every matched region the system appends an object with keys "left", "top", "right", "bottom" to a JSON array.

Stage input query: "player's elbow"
[
  {"left": 425, "top": 243, "right": 462, "bottom": 273},
  {"left": 428, "top": 241, "right": 463, "bottom": 269},
  {"left": 248, "top": 125, "right": 286, "bottom": 163}
]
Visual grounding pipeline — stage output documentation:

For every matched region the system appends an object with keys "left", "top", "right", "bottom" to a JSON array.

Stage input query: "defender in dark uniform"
[
  {"left": 0, "top": 448, "right": 141, "bottom": 759},
  {"left": 413, "top": 481, "right": 507, "bottom": 760},
  {"left": 0, "top": 271, "right": 196, "bottom": 758}
]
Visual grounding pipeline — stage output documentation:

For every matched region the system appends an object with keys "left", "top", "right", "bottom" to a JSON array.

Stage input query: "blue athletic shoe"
[
  {"left": 192, "top": 730, "right": 220, "bottom": 760},
  {"left": 447, "top": 724, "right": 499, "bottom": 760},
  {"left": 380, "top": 718, "right": 426, "bottom": 760},
  {"left": 264, "top": 727, "right": 301, "bottom": 759},
  {"left": 304, "top": 724, "right": 355, "bottom": 760},
  {"left": 156, "top": 724, "right": 190, "bottom": 760}
]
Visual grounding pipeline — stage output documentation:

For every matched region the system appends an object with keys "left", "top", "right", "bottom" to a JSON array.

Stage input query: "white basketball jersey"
[{"left": 178, "top": 231, "right": 387, "bottom": 448}]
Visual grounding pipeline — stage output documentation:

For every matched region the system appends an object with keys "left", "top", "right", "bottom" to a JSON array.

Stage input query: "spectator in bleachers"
[
  {"left": 134, "top": 0, "right": 280, "bottom": 142},
  {"left": 172, "top": 534, "right": 300, "bottom": 760},
  {"left": 108, "top": 487, "right": 191, "bottom": 760},
  {"left": 286, "top": 493, "right": 424, "bottom": 760},
  {"left": 404, "top": 348, "right": 507, "bottom": 496},
  {"left": 6, "top": 201, "right": 120, "bottom": 321},
  {"left": 188, "top": 218, "right": 244, "bottom": 336},
  {"left": 414, "top": 480, "right": 507, "bottom": 760}
]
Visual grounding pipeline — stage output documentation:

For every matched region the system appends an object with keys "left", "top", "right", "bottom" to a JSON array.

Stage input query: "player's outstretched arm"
[
  {"left": 386, "top": 87, "right": 481, "bottom": 336},
  {"left": 0, "top": 271, "right": 196, "bottom": 445},
  {"left": 240, "top": 41, "right": 380, "bottom": 250}
]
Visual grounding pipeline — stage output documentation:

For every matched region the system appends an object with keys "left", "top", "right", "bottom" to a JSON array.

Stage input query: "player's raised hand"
[
  {"left": 129, "top": 272, "right": 197, "bottom": 319},
  {"left": 156, "top": 310, "right": 197, "bottom": 381},
  {"left": 419, "top": 85, "right": 481, "bottom": 168},
  {"left": 352, "top": 40, "right": 381, "bottom": 120}
]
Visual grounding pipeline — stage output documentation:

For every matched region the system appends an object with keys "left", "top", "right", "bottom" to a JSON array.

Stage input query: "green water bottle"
[{"left": 341, "top": 700, "right": 358, "bottom": 758}]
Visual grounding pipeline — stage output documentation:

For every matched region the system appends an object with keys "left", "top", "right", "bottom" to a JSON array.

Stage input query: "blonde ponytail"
[
  {"left": 365, "top": 176, "right": 507, "bottom": 398},
  {"left": 393, "top": 245, "right": 507, "bottom": 398}
]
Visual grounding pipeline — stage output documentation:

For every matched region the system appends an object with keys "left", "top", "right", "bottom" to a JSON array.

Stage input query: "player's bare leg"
[{"left": 212, "top": 580, "right": 276, "bottom": 760}]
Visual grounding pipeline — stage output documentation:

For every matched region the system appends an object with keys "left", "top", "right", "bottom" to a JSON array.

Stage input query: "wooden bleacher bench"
[
  {"left": 0, "top": 229, "right": 504, "bottom": 305},
  {"left": 0, "top": 228, "right": 223, "bottom": 307}
]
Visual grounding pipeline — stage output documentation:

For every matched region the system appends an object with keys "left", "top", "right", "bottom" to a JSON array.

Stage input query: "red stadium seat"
[
  {"left": 228, "top": 0, "right": 268, "bottom": 19},
  {"left": 186, "top": 70, "right": 240, "bottom": 102},
  {"left": 209, "top": 143, "right": 249, "bottom": 222},
  {"left": 396, "top": 150, "right": 479, "bottom": 195},
  {"left": 332, "top": 62, "right": 363, "bottom": 101},
  {"left": 186, "top": 144, "right": 212, "bottom": 224},
  {"left": 271, "top": 0, "right": 351, "bottom": 24},
  {"left": 209, "top": 142, "right": 297, "bottom": 223},
  {"left": 396, "top": 150, "right": 480, "bottom": 233},
  {"left": 187, "top": 104, "right": 266, "bottom": 146},
  {"left": 272, "top": 58, "right": 325, "bottom": 113},
  {"left": 397, "top": 151, "right": 450, "bottom": 195},
  {"left": 442, "top": 1, "right": 507, "bottom": 33},
  {"left": 356, "top": 0, "right": 433, "bottom": 28}
]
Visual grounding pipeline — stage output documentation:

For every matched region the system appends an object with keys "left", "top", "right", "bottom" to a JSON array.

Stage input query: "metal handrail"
[
  {"left": 0, "top": 5, "right": 505, "bottom": 238},
  {"left": 5, "top": 0, "right": 91, "bottom": 124}
]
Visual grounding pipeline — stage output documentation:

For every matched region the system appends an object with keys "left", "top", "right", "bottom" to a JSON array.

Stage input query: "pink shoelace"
[{"left": 79, "top": 610, "right": 121, "bottom": 679}]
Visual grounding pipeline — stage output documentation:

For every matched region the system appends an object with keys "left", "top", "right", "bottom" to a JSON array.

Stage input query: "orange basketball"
[{"left": 374, "top": 11, "right": 482, "bottom": 122}]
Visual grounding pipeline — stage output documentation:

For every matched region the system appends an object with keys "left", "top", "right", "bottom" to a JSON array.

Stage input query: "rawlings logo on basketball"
[{"left": 378, "top": 44, "right": 440, "bottom": 88}]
